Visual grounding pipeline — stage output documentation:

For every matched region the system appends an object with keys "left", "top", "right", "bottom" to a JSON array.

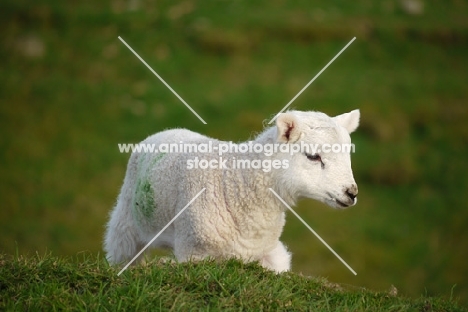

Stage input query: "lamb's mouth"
[
  {"left": 335, "top": 199, "right": 350, "bottom": 207},
  {"left": 326, "top": 193, "right": 352, "bottom": 208}
]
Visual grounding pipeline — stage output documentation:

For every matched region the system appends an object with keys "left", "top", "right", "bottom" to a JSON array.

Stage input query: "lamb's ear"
[
  {"left": 276, "top": 112, "right": 302, "bottom": 143},
  {"left": 333, "top": 109, "right": 360, "bottom": 134}
]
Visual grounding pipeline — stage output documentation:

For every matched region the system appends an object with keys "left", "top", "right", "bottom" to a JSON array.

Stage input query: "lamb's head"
[{"left": 275, "top": 109, "right": 360, "bottom": 209}]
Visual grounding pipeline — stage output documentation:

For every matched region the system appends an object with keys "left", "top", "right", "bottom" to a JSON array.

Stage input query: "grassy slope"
[
  {"left": 0, "top": 253, "right": 465, "bottom": 311},
  {"left": 1, "top": 0, "right": 468, "bottom": 305}
]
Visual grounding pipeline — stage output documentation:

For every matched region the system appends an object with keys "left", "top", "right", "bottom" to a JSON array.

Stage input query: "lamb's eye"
[{"left": 305, "top": 153, "right": 321, "bottom": 162}]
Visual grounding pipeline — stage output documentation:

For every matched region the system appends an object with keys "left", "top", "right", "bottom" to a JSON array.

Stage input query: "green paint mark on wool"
[
  {"left": 132, "top": 152, "right": 166, "bottom": 225},
  {"left": 151, "top": 152, "right": 166, "bottom": 166},
  {"left": 134, "top": 179, "right": 155, "bottom": 221}
]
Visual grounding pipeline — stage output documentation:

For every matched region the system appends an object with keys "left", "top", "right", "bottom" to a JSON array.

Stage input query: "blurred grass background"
[{"left": 1, "top": 0, "right": 467, "bottom": 304}]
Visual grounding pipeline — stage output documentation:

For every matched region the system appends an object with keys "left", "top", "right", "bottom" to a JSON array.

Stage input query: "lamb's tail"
[
  {"left": 104, "top": 200, "right": 142, "bottom": 265},
  {"left": 104, "top": 153, "right": 143, "bottom": 265}
]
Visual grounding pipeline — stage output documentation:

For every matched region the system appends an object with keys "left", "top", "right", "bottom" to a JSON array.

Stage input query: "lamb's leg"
[
  {"left": 173, "top": 235, "right": 208, "bottom": 263},
  {"left": 260, "top": 241, "right": 291, "bottom": 273}
]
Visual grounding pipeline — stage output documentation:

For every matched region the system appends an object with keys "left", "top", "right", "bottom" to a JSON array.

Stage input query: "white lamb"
[{"left": 104, "top": 109, "right": 360, "bottom": 273}]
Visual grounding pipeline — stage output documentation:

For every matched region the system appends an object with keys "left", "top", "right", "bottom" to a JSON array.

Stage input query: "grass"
[
  {"left": 1, "top": 252, "right": 465, "bottom": 311},
  {"left": 1, "top": 0, "right": 468, "bottom": 306}
]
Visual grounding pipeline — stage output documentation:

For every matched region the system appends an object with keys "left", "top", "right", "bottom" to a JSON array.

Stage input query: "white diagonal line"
[
  {"left": 269, "top": 188, "right": 357, "bottom": 275},
  {"left": 118, "top": 36, "right": 207, "bottom": 125},
  {"left": 268, "top": 37, "right": 356, "bottom": 124},
  {"left": 117, "top": 188, "right": 206, "bottom": 276}
]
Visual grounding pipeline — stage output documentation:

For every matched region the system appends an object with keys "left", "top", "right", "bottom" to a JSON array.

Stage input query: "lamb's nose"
[{"left": 346, "top": 184, "right": 358, "bottom": 200}]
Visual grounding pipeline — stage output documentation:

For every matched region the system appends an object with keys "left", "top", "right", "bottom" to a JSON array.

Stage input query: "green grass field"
[
  {"left": 1, "top": 253, "right": 465, "bottom": 311},
  {"left": 1, "top": 0, "right": 468, "bottom": 307}
]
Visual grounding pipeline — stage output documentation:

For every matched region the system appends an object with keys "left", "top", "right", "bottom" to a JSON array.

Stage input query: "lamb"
[{"left": 104, "top": 109, "right": 360, "bottom": 273}]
